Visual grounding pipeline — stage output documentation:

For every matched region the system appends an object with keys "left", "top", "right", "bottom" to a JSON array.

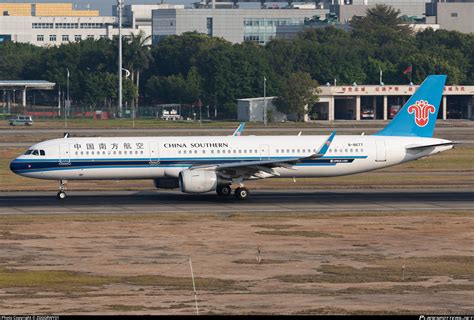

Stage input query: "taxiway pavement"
[{"left": 0, "top": 189, "right": 472, "bottom": 215}]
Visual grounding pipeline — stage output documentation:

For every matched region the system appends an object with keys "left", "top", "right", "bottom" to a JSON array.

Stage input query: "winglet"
[
  {"left": 315, "top": 131, "right": 336, "bottom": 157},
  {"left": 232, "top": 122, "right": 246, "bottom": 136}
]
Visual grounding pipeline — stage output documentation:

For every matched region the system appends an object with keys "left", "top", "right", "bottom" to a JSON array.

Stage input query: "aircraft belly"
[{"left": 23, "top": 167, "right": 165, "bottom": 180}]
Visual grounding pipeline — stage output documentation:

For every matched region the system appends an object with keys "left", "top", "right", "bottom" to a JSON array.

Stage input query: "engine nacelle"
[
  {"left": 154, "top": 178, "right": 180, "bottom": 189},
  {"left": 179, "top": 170, "right": 219, "bottom": 194}
]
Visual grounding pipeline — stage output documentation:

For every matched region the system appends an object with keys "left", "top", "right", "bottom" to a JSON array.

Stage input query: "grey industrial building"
[{"left": 152, "top": 7, "right": 328, "bottom": 45}]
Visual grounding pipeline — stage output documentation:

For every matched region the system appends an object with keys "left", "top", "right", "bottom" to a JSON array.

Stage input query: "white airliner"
[{"left": 10, "top": 75, "right": 456, "bottom": 200}]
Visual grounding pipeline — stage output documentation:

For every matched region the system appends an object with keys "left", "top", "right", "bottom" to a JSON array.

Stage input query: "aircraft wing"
[
  {"left": 406, "top": 141, "right": 459, "bottom": 150},
  {"left": 191, "top": 131, "right": 336, "bottom": 175}
]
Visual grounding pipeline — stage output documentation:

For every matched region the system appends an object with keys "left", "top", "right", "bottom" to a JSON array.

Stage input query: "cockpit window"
[
  {"left": 24, "top": 150, "right": 33, "bottom": 155},
  {"left": 40, "top": 150, "right": 45, "bottom": 156},
  {"left": 32, "top": 150, "right": 39, "bottom": 156}
]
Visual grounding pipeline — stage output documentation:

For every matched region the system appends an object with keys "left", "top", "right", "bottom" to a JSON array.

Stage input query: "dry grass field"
[{"left": 0, "top": 210, "right": 473, "bottom": 314}]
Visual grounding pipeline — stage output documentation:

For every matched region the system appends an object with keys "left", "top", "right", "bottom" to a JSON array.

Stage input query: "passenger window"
[
  {"left": 217, "top": 150, "right": 220, "bottom": 154},
  {"left": 211, "top": 150, "right": 214, "bottom": 154},
  {"left": 244, "top": 150, "right": 247, "bottom": 154},
  {"left": 194, "top": 150, "right": 198, "bottom": 154},
  {"left": 202, "top": 150, "right": 206, "bottom": 154}
]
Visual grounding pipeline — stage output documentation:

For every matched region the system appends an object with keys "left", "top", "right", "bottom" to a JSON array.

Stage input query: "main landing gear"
[
  {"left": 234, "top": 187, "right": 250, "bottom": 200},
  {"left": 216, "top": 185, "right": 232, "bottom": 197},
  {"left": 57, "top": 180, "right": 67, "bottom": 200},
  {"left": 216, "top": 184, "right": 250, "bottom": 200}
]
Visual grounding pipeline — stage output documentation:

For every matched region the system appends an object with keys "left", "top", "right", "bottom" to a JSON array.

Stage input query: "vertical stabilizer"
[{"left": 375, "top": 75, "right": 446, "bottom": 137}]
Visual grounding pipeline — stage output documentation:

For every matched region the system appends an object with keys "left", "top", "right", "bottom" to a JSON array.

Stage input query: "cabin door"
[
  {"left": 375, "top": 141, "right": 387, "bottom": 162},
  {"left": 149, "top": 142, "right": 160, "bottom": 164},
  {"left": 59, "top": 143, "right": 70, "bottom": 165},
  {"left": 259, "top": 144, "right": 270, "bottom": 160}
]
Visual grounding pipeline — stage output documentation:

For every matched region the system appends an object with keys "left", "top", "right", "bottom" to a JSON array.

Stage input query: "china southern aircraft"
[{"left": 10, "top": 75, "right": 456, "bottom": 200}]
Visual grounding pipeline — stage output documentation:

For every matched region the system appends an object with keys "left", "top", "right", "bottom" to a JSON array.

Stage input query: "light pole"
[
  {"left": 263, "top": 76, "right": 267, "bottom": 126},
  {"left": 117, "top": 0, "right": 123, "bottom": 118},
  {"left": 66, "top": 68, "right": 70, "bottom": 128}
]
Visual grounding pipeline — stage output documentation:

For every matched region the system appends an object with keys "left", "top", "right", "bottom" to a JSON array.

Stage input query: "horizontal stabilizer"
[{"left": 406, "top": 142, "right": 459, "bottom": 150}]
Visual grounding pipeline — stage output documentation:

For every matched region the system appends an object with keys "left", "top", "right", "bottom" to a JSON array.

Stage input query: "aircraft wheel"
[
  {"left": 235, "top": 187, "right": 250, "bottom": 200},
  {"left": 57, "top": 191, "right": 67, "bottom": 200},
  {"left": 216, "top": 185, "right": 232, "bottom": 197}
]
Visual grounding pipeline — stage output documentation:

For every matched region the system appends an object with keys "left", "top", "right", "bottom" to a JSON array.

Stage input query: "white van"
[{"left": 9, "top": 115, "right": 34, "bottom": 126}]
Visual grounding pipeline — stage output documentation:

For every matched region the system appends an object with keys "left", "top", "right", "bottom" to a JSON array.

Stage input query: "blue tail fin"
[{"left": 375, "top": 75, "right": 446, "bottom": 138}]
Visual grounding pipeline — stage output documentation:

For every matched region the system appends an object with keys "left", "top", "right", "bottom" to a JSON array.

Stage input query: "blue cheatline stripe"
[{"left": 13, "top": 155, "right": 368, "bottom": 163}]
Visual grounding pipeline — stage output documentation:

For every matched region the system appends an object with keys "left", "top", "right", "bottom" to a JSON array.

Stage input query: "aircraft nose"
[{"left": 10, "top": 158, "right": 23, "bottom": 174}]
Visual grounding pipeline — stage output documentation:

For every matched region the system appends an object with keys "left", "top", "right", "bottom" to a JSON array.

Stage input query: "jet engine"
[{"left": 179, "top": 170, "right": 230, "bottom": 194}]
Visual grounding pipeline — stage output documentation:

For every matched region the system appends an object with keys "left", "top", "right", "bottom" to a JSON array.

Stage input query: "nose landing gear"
[{"left": 57, "top": 180, "right": 67, "bottom": 200}]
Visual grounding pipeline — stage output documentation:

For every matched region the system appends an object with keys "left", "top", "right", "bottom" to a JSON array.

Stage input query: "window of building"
[
  {"left": 75, "top": 35, "right": 81, "bottom": 41},
  {"left": 451, "top": 12, "right": 458, "bottom": 17},
  {"left": 50, "top": 35, "right": 56, "bottom": 41},
  {"left": 62, "top": 35, "right": 69, "bottom": 42},
  {"left": 37, "top": 35, "right": 44, "bottom": 42},
  {"left": 207, "top": 17, "right": 213, "bottom": 37},
  {"left": 87, "top": 35, "right": 94, "bottom": 40}
]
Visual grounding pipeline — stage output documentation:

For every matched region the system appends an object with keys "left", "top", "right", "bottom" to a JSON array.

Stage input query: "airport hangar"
[{"left": 238, "top": 84, "right": 474, "bottom": 122}]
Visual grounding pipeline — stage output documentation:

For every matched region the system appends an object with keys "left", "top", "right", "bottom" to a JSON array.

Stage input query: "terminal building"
[{"left": 238, "top": 84, "right": 474, "bottom": 122}]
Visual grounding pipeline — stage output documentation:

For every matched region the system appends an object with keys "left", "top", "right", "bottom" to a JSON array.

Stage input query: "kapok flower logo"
[{"left": 407, "top": 100, "right": 435, "bottom": 127}]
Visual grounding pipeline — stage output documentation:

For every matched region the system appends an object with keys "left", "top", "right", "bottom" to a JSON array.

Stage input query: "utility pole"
[
  {"left": 66, "top": 68, "right": 70, "bottom": 128},
  {"left": 117, "top": 0, "right": 123, "bottom": 118},
  {"left": 66, "top": 68, "right": 70, "bottom": 117},
  {"left": 263, "top": 76, "right": 267, "bottom": 126}
]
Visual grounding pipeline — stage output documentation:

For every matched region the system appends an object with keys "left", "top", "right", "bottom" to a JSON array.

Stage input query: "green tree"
[
  {"left": 274, "top": 72, "right": 320, "bottom": 122},
  {"left": 123, "top": 30, "right": 153, "bottom": 109},
  {"left": 350, "top": 4, "right": 413, "bottom": 38}
]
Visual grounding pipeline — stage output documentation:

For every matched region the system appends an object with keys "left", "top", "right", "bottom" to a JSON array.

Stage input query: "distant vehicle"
[
  {"left": 361, "top": 108, "right": 375, "bottom": 119},
  {"left": 389, "top": 105, "right": 401, "bottom": 119},
  {"left": 161, "top": 109, "right": 183, "bottom": 121},
  {"left": 447, "top": 109, "right": 462, "bottom": 119},
  {"left": 9, "top": 115, "right": 33, "bottom": 126}
]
